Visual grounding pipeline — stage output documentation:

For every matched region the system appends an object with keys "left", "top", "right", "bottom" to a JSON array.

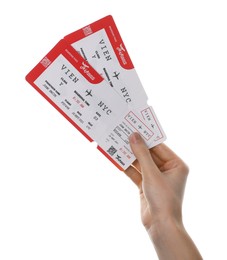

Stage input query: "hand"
[
  {"left": 125, "top": 132, "right": 188, "bottom": 232},
  {"left": 125, "top": 133, "right": 202, "bottom": 259}
]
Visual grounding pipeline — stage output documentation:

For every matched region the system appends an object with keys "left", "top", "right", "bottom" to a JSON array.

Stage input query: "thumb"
[{"left": 129, "top": 133, "right": 160, "bottom": 178}]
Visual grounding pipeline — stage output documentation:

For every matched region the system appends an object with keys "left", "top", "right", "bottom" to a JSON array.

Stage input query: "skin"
[{"left": 124, "top": 132, "right": 203, "bottom": 260}]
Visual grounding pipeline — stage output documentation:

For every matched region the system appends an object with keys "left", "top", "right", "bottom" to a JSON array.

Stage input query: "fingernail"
[{"left": 129, "top": 132, "right": 141, "bottom": 144}]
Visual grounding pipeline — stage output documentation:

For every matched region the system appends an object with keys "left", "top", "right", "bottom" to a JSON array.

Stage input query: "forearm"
[{"left": 148, "top": 218, "right": 203, "bottom": 260}]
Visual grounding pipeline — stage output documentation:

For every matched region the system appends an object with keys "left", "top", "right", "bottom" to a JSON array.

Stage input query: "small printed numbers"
[{"left": 107, "top": 146, "right": 117, "bottom": 156}]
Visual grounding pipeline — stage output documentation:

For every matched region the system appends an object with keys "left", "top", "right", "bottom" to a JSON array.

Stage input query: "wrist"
[
  {"left": 147, "top": 217, "right": 203, "bottom": 260},
  {"left": 147, "top": 216, "right": 184, "bottom": 244}
]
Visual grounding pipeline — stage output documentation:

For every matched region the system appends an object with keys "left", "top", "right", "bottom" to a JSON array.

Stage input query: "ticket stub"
[
  {"left": 25, "top": 39, "right": 156, "bottom": 170},
  {"left": 64, "top": 15, "right": 166, "bottom": 145},
  {"left": 141, "top": 106, "right": 166, "bottom": 146}
]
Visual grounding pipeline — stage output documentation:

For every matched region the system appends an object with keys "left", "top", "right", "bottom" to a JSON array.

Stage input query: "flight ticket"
[
  {"left": 25, "top": 16, "right": 166, "bottom": 170},
  {"left": 26, "top": 40, "right": 157, "bottom": 170},
  {"left": 64, "top": 15, "right": 166, "bottom": 145}
]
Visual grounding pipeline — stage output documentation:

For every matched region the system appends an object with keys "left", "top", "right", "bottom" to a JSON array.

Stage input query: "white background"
[{"left": 0, "top": 0, "right": 227, "bottom": 259}]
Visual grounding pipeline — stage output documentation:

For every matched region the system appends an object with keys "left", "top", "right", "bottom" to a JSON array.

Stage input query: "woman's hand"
[{"left": 125, "top": 133, "right": 202, "bottom": 260}]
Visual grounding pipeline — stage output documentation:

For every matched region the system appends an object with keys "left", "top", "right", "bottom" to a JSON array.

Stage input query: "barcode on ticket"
[{"left": 107, "top": 146, "right": 117, "bottom": 156}]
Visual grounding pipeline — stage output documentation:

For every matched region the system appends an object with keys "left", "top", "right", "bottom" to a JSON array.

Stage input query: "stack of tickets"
[{"left": 26, "top": 15, "right": 166, "bottom": 170}]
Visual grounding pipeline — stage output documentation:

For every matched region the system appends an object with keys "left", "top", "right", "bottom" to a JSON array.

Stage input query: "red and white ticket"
[
  {"left": 26, "top": 39, "right": 157, "bottom": 170},
  {"left": 64, "top": 15, "right": 166, "bottom": 146}
]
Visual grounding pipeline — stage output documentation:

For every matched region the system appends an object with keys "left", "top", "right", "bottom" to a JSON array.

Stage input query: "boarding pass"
[
  {"left": 26, "top": 40, "right": 158, "bottom": 170},
  {"left": 64, "top": 15, "right": 166, "bottom": 145}
]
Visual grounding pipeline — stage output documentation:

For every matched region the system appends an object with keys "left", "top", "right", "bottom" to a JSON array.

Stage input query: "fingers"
[
  {"left": 151, "top": 143, "right": 189, "bottom": 177},
  {"left": 124, "top": 166, "right": 142, "bottom": 188},
  {"left": 129, "top": 133, "right": 160, "bottom": 179},
  {"left": 150, "top": 143, "right": 180, "bottom": 163},
  {"left": 133, "top": 147, "right": 164, "bottom": 172},
  {"left": 132, "top": 142, "right": 178, "bottom": 172}
]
